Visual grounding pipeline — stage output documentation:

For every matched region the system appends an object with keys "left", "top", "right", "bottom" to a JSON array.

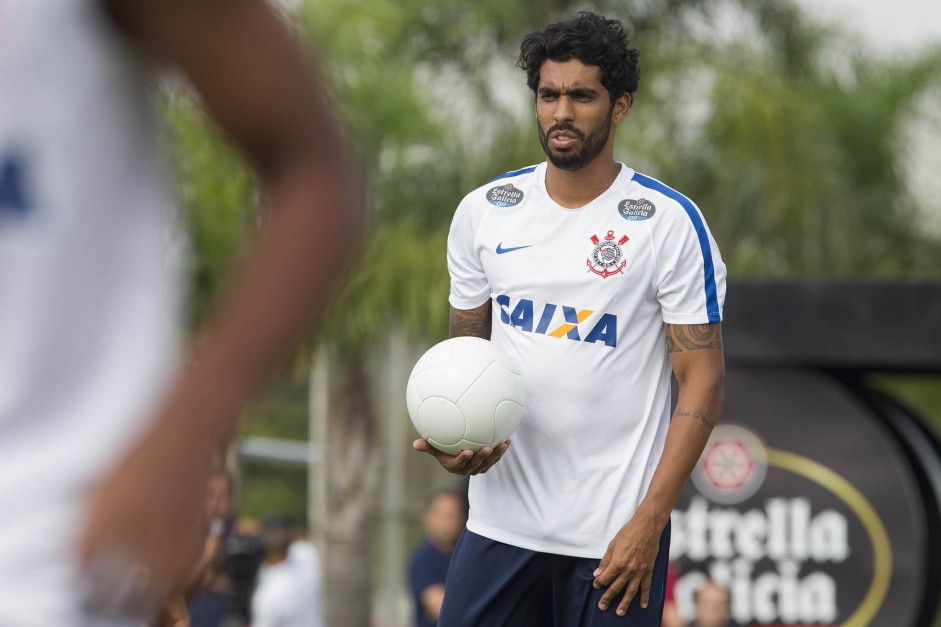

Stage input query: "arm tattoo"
[
  {"left": 666, "top": 324, "right": 722, "bottom": 353},
  {"left": 674, "top": 407, "right": 716, "bottom": 430},
  {"left": 450, "top": 306, "right": 492, "bottom": 339}
]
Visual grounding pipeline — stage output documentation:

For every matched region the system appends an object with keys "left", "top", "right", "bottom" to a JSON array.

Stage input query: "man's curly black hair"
[{"left": 517, "top": 11, "right": 640, "bottom": 103}]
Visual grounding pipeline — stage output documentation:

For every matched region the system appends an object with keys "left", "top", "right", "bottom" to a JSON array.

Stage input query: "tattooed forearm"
[
  {"left": 450, "top": 306, "right": 492, "bottom": 339},
  {"left": 666, "top": 324, "right": 722, "bottom": 353},
  {"left": 674, "top": 407, "right": 716, "bottom": 429}
]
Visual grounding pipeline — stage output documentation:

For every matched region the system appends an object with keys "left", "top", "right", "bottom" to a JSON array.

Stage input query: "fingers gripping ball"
[{"left": 406, "top": 337, "right": 525, "bottom": 455}]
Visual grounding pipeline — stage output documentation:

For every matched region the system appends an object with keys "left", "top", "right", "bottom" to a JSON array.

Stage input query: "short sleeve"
[
  {"left": 447, "top": 197, "right": 491, "bottom": 310},
  {"left": 654, "top": 198, "right": 727, "bottom": 325}
]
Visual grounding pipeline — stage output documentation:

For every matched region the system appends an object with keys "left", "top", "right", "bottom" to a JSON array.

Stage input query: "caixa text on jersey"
[{"left": 495, "top": 295, "right": 617, "bottom": 348}]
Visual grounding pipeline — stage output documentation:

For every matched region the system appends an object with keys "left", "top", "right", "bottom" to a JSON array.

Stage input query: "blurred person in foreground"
[
  {"left": 407, "top": 490, "right": 468, "bottom": 627},
  {"left": 250, "top": 517, "right": 325, "bottom": 627},
  {"left": 0, "top": 0, "right": 361, "bottom": 624},
  {"left": 689, "top": 580, "right": 742, "bottom": 627},
  {"left": 414, "top": 11, "right": 725, "bottom": 627}
]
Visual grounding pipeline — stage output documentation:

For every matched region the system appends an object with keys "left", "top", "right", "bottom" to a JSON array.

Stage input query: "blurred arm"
[
  {"left": 419, "top": 584, "right": 446, "bottom": 623},
  {"left": 81, "top": 0, "right": 362, "bottom": 609},
  {"left": 104, "top": 0, "right": 363, "bottom": 442}
]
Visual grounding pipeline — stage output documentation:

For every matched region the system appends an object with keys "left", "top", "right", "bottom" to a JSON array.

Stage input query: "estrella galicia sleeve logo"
[
  {"left": 618, "top": 198, "right": 656, "bottom": 221},
  {"left": 486, "top": 183, "right": 524, "bottom": 207}
]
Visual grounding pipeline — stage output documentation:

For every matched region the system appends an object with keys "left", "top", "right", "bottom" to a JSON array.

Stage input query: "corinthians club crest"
[{"left": 587, "top": 230, "right": 629, "bottom": 279}]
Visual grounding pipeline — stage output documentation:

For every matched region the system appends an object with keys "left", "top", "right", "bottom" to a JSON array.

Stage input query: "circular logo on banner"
[
  {"left": 618, "top": 198, "right": 656, "bottom": 221},
  {"left": 486, "top": 184, "right": 524, "bottom": 207},
  {"left": 692, "top": 425, "right": 768, "bottom": 505}
]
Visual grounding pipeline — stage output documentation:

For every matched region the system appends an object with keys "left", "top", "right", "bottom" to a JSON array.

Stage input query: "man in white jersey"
[
  {"left": 413, "top": 11, "right": 726, "bottom": 626},
  {"left": 0, "top": 0, "right": 361, "bottom": 624}
]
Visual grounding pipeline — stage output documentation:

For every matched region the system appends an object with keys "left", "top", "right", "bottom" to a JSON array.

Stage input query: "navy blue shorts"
[{"left": 438, "top": 523, "right": 670, "bottom": 627}]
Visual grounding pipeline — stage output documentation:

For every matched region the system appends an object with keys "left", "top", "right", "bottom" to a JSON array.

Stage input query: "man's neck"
[
  {"left": 545, "top": 158, "right": 621, "bottom": 209},
  {"left": 429, "top": 536, "right": 456, "bottom": 555}
]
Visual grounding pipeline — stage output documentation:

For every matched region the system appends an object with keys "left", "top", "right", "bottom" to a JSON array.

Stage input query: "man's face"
[
  {"left": 206, "top": 472, "right": 233, "bottom": 522},
  {"left": 695, "top": 582, "right": 731, "bottom": 627},
  {"left": 424, "top": 494, "right": 468, "bottom": 547},
  {"left": 535, "top": 59, "right": 628, "bottom": 171}
]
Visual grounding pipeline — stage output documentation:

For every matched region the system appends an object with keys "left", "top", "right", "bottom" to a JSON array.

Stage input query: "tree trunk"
[{"left": 320, "top": 357, "right": 376, "bottom": 627}]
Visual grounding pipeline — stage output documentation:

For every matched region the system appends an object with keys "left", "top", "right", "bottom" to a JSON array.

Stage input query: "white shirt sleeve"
[
  {"left": 654, "top": 198, "right": 727, "bottom": 325},
  {"left": 447, "top": 196, "right": 491, "bottom": 310}
]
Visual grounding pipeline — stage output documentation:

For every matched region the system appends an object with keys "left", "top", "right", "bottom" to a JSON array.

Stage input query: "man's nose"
[{"left": 553, "top": 96, "right": 575, "bottom": 123}]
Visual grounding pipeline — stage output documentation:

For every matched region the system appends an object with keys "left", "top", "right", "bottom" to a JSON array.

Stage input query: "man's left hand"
[{"left": 591, "top": 513, "right": 662, "bottom": 616}]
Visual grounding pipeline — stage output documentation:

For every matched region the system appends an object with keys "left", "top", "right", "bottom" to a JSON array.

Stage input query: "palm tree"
[{"left": 618, "top": 0, "right": 941, "bottom": 276}]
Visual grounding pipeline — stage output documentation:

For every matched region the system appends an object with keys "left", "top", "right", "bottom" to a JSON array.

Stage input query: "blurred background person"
[
  {"left": 226, "top": 517, "right": 265, "bottom": 626},
  {"left": 661, "top": 562, "right": 684, "bottom": 627},
  {"left": 0, "top": 0, "right": 361, "bottom": 624},
  {"left": 186, "top": 468, "right": 240, "bottom": 627},
  {"left": 407, "top": 490, "right": 469, "bottom": 627},
  {"left": 689, "top": 579, "right": 743, "bottom": 627},
  {"left": 251, "top": 517, "right": 325, "bottom": 627}
]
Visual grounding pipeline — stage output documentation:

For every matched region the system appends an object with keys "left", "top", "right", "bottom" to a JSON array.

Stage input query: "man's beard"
[{"left": 538, "top": 107, "right": 614, "bottom": 171}]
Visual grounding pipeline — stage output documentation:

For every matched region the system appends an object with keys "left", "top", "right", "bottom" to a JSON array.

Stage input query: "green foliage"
[
  {"left": 163, "top": 0, "right": 941, "bottom": 346},
  {"left": 239, "top": 461, "right": 308, "bottom": 523},
  {"left": 159, "top": 0, "right": 941, "bottom": 392},
  {"left": 868, "top": 374, "right": 941, "bottom": 429},
  {"left": 616, "top": 4, "right": 941, "bottom": 277},
  {"left": 237, "top": 376, "right": 311, "bottom": 521},
  {"left": 241, "top": 375, "right": 311, "bottom": 441},
  {"left": 698, "top": 45, "right": 941, "bottom": 276},
  {"left": 317, "top": 221, "right": 450, "bottom": 357},
  {"left": 160, "top": 93, "right": 257, "bottom": 325}
]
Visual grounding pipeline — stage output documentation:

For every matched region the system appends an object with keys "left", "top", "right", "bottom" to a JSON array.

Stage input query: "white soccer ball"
[{"left": 406, "top": 337, "right": 525, "bottom": 455}]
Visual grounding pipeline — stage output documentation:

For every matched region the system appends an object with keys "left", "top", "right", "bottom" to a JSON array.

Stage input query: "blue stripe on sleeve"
[
  {"left": 489, "top": 166, "right": 537, "bottom": 182},
  {"left": 632, "top": 172, "right": 721, "bottom": 323}
]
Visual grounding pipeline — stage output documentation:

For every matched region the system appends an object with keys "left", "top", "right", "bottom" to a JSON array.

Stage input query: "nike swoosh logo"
[{"left": 496, "top": 242, "right": 533, "bottom": 254}]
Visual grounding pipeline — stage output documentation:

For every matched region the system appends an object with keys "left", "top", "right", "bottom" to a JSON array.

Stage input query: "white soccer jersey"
[
  {"left": 448, "top": 162, "right": 726, "bottom": 558},
  {"left": 0, "top": 0, "right": 181, "bottom": 623}
]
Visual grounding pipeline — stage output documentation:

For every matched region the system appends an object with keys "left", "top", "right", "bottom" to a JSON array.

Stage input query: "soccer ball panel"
[
  {"left": 413, "top": 396, "right": 464, "bottom": 444},
  {"left": 493, "top": 399, "right": 524, "bottom": 444},
  {"left": 410, "top": 340, "right": 496, "bottom": 403},
  {"left": 428, "top": 437, "right": 475, "bottom": 456}
]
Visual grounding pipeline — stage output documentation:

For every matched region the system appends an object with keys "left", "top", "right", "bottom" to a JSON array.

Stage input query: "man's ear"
[{"left": 612, "top": 92, "right": 632, "bottom": 125}]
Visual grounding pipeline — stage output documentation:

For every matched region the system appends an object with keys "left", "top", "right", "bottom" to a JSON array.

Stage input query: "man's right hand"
[{"left": 412, "top": 439, "right": 510, "bottom": 475}]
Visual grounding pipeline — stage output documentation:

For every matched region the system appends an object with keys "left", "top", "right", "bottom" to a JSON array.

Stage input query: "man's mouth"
[{"left": 549, "top": 131, "right": 579, "bottom": 149}]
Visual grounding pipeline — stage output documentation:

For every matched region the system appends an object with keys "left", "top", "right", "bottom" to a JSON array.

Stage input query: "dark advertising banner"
[{"left": 670, "top": 368, "right": 934, "bottom": 626}]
